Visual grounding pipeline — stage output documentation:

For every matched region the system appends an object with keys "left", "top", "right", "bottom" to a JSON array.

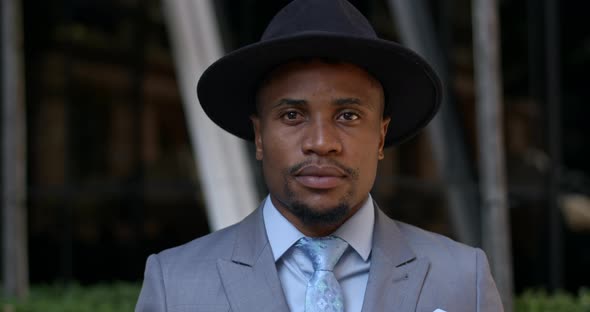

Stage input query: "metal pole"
[
  {"left": 387, "top": 0, "right": 481, "bottom": 246},
  {"left": 544, "top": 0, "right": 563, "bottom": 291},
  {"left": 2, "top": 0, "right": 29, "bottom": 299},
  {"left": 162, "top": 0, "right": 258, "bottom": 231},
  {"left": 472, "top": 0, "right": 514, "bottom": 310}
]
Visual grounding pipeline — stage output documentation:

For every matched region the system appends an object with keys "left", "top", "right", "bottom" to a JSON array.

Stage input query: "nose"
[{"left": 301, "top": 118, "right": 343, "bottom": 156}]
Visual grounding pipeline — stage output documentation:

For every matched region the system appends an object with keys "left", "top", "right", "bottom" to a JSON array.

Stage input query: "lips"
[{"left": 294, "top": 165, "right": 347, "bottom": 189}]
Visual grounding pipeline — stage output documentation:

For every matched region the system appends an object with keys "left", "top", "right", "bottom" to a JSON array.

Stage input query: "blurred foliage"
[
  {"left": 515, "top": 288, "right": 590, "bottom": 312},
  {"left": 1, "top": 282, "right": 139, "bottom": 312},
  {"left": 1, "top": 284, "right": 590, "bottom": 311}
]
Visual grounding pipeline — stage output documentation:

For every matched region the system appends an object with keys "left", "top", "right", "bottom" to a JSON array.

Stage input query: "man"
[{"left": 136, "top": 0, "right": 504, "bottom": 311}]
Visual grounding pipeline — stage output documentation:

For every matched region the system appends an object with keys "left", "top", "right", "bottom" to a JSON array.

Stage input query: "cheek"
[
  {"left": 349, "top": 128, "right": 384, "bottom": 157},
  {"left": 356, "top": 149, "right": 379, "bottom": 175},
  {"left": 349, "top": 133, "right": 382, "bottom": 178},
  {"left": 260, "top": 132, "right": 297, "bottom": 175},
  {"left": 261, "top": 122, "right": 302, "bottom": 155}
]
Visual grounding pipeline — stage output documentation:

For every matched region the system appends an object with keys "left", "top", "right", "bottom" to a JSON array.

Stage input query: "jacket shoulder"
[
  {"left": 394, "top": 220, "right": 479, "bottom": 260},
  {"left": 156, "top": 221, "right": 240, "bottom": 266},
  {"left": 137, "top": 222, "right": 242, "bottom": 309},
  {"left": 394, "top": 221, "right": 502, "bottom": 310}
]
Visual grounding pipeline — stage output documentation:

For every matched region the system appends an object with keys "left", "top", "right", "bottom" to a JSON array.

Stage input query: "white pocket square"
[{"left": 433, "top": 309, "right": 447, "bottom": 312}]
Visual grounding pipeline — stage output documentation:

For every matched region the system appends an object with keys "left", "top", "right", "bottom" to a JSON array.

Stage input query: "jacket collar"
[
  {"left": 217, "top": 201, "right": 290, "bottom": 312},
  {"left": 361, "top": 202, "right": 431, "bottom": 312},
  {"left": 217, "top": 200, "right": 431, "bottom": 312}
]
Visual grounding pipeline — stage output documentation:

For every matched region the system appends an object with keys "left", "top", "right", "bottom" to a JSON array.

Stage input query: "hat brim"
[{"left": 197, "top": 32, "right": 442, "bottom": 146}]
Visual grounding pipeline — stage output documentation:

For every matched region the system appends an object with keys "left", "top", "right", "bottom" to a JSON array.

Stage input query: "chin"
[
  {"left": 287, "top": 199, "right": 351, "bottom": 227},
  {"left": 276, "top": 175, "right": 359, "bottom": 227}
]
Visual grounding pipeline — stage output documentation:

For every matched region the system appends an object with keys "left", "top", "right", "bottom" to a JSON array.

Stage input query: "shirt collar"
[{"left": 263, "top": 194, "right": 375, "bottom": 262}]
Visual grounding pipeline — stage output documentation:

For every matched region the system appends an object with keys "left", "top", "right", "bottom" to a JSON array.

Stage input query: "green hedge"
[
  {"left": 515, "top": 288, "right": 590, "bottom": 312},
  {"left": 2, "top": 284, "right": 590, "bottom": 311},
  {"left": 2, "top": 282, "right": 139, "bottom": 312}
]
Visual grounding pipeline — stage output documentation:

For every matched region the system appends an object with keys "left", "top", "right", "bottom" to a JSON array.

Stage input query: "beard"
[
  {"left": 278, "top": 159, "right": 358, "bottom": 227},
  {"left": 284, "top": 190, "right": 352, "bottom": 227}
]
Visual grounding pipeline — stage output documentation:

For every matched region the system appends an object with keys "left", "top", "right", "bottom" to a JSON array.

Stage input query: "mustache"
[{"left": 287, "top": 159, "right": 358, "bottom": 178}]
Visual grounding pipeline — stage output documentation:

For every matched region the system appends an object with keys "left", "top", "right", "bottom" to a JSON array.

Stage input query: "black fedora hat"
[{"left": 197, "top": 0, "right": 442, "bottom": 146}]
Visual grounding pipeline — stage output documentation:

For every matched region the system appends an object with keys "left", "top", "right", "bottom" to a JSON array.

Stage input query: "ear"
[
  {"left": 250, "top": 115, "right": 263, "bottom": 160},
  {"left": 378, "top": 116, "right": 391, "bottom": 160}
]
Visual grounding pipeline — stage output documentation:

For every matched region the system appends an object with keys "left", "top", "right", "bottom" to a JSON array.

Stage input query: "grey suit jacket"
[{"left": 136, "top": 203, "right": 504, "bottom": 312}]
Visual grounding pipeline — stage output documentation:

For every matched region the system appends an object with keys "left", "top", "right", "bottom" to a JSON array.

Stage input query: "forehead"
[
  {"left": 261, "top": 59, "right": 381, "bottom": 90},
  {"left": 256, "top": 60, "right": 384, "bottom": 109}
]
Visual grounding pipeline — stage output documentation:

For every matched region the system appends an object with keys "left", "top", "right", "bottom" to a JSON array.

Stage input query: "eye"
[
  {"left": 338, "top": 112, "right": 360, "bottom": 121},
  {"left": 281, "top": 111, "right": 303, "bottom": 121}
]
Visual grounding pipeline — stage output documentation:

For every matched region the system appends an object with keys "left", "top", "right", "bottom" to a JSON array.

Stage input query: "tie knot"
[{"left": 296, "top": 236, "right": 348, "bottom": 271}]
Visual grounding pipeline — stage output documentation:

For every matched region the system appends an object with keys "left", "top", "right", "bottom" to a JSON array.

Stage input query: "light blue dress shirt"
[{"left": 263, "top": 195, "right": 374, "bottom": 312}]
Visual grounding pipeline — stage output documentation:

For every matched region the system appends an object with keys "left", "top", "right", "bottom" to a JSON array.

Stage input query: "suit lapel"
[
  {"left": 361, "top": 205, "right": 431, "bottom": 312},
  {"left": 217, "top": 203, "right": 289, "bottom": 312}
]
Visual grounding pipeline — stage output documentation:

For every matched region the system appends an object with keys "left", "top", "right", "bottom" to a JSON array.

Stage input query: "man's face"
[{"left": 251, "top": 60, "right": 390, "bottom": 236}]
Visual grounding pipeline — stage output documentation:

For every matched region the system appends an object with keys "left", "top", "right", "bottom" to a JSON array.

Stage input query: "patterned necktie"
[{"left": 296, "top": 236, "right": 348, "bottom": 312}]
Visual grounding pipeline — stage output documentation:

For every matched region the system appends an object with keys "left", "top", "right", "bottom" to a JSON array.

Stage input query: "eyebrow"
[
  {"left": 336, "top": 97, "right": 380, "bottom": 111},
  {"left": 334, "top": 97, "right": 361, "bottom": 106},
  {"left": 272, "top": 98, "right": 307, "bottom": 108},
  {"left": 273, "top": 97, "right": 363, "bottom": 108}
]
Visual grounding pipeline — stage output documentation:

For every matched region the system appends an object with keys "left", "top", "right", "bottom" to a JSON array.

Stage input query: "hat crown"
[{"left": 261, "top": 0, "right": 377, "bottom": 40}]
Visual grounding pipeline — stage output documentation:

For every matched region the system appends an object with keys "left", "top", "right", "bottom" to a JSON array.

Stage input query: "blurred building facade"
[{"left": 5, "top": 0, "right": 589, "bottom": 293}]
